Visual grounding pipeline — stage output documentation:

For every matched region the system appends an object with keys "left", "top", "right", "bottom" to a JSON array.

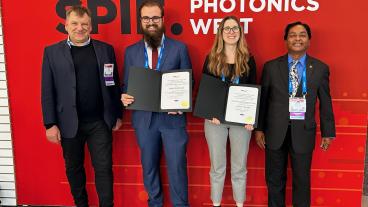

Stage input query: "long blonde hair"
[{"left": 208, "top": 16, "right": 250, "bottom": 79}]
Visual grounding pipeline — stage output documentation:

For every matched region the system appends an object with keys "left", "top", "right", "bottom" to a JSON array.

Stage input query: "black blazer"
[
  {"left": 257, "top": 54, "right": 336, "bottom": 153},
  {"left": 41, "top": 39, "right": 122, "bottom": 138}
]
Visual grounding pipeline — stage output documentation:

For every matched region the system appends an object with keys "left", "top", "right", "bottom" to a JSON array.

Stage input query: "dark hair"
[
  {"left": 139, "top": 0, "right": 164, "bottom": 17},
  {"left": 66, "top": 5, "right": 91, "bottom": 18},
  {"left": 284, "top": 21, "right": 311, "bottom": 40}
]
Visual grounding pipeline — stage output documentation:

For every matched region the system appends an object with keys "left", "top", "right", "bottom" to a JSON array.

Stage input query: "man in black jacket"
[
  {"left": 255, "top": 21, "right": 336, "bottom": 207},
  {"left": 41, "top": 5, "right": 122, "bottom": 207}
]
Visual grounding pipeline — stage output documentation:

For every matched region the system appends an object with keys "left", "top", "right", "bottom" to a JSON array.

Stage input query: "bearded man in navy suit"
[{"left": 121, "top": 1, "right": 192, "bottom": 206}]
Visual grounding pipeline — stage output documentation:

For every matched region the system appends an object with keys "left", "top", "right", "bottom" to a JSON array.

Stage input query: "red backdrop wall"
[{"left": 1, "top": 0, "right": 367, "bottom": 206}]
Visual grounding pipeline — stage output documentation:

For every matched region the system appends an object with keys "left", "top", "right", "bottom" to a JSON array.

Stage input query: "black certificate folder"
[
  {"left": 193, "top": 74, "right": 261, "bottom": 127},
  {"left": 126, "top": 67, "right": 193, "bottom": 112}
]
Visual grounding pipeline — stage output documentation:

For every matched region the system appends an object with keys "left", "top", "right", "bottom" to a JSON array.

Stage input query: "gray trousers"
[{"left": 204, "top": 120, "right": 251, "bottom": 204}]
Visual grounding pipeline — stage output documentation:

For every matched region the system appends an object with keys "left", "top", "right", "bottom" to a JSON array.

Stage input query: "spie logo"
[{"left": 56, "top": 0, "right": 183, "bottom": 35}]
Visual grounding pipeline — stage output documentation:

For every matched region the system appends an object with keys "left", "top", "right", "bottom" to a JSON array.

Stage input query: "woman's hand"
[
  {"left": 244, "top": 124, "right": 254, "bottom": 131},
  {"left": 209, "top": 118, "right": 221, "bottom": 125}
]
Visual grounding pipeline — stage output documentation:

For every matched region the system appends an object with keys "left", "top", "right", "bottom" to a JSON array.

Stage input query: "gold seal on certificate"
[
  {"left": 180, "top": 101, "right": 189, "bottom": 108},
  {"left": 245, "top": 116, "right": 255, "bottom": 124}
]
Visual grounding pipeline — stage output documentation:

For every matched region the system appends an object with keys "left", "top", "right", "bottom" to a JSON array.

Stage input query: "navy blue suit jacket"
[
  {"left": 122, "top": 37, "right": 192, "bottom": 129},
  {"left": 41, "top": 39, "right": 122, "bottom": 138}
]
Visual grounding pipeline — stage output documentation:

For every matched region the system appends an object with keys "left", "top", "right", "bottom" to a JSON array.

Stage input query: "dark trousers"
[
  {"left": 61, "top": 120, "right": 113, "bottom": 207},
  {"left": 265, "top": 127, "right": 313, "bottom": 207},
  {"left": 134, "top": 113, "right": 189, "bottom": 207}
]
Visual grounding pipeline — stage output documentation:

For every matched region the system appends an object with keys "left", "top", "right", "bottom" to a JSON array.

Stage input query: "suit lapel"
[
  {"left": 92, "top": 39, "right": 102, "bottom": 69},
  {"left": 306, "top": 55, "right": 314, "bottom": 81},
  {"left": 60, "top": 40, "right": 76, "bottom": 85},
  {"left": 61, "top": 40, "right": 74, "bottom": 71},
  {"left": 296, "top": 55, "right": 314, "bottom": 96},
  {"left": 278, "top": 55, "right": 289, "bottom": 91},
  {"left": 137, "top": 40, "right": 146, "bottom": 67},
  {"left": 159, "top": 37, "right": 170, "bottom": 70},
  {"left": 92, "top": 40, "right": 109, "bottom": 90},
  {"left": 305, "top": 55, "right": 314, "bottom": 95}
]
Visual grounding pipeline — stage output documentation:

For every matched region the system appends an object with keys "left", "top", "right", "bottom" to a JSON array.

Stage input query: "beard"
[{"left": 142, "top": 23, "right": 165, "bottom": 48}]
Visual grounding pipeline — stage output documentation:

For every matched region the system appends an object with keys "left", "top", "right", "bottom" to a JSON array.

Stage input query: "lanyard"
[
  {"left": 221, "top": 74, "right": 239, "bottom": 84},
  {"left": 288, "top": 62, "right": 307, "bottom": 97},
  {"left": 144, "top": 36, "right": 165, "bottom": 71}
]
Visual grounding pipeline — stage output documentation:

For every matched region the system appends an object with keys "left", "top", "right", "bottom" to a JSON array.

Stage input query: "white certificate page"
[
  {"left": 161, "top": 71, "right": 190, "bottom": 110},
  {"left": 225, "top": 86, "right": 259, "bottom": 124}
]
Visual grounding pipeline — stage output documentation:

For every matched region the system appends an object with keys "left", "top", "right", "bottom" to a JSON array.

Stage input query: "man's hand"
[
  {"left": 320, "top": 137, "right": 333, "bottom": 151},
  {"left": 46, "top": 125, "right": 61, "bottom": 144},
  {"left": 255, "top": 131, "right": 266, "bottom": 149},
  {"left": 168, "top": 111, "right": 183, "bottom": 115},
  {"left": 244, "top": 124, "right": 254, "bottom": 131},
  {"left": 112, "top": 118, "right": 122, "bottom": 131},
  {"left": 121, "top": 94, "right": 134, "bottom": 107}
]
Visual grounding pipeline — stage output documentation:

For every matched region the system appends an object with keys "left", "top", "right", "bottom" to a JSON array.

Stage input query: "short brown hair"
[
  {"left": 139, "top": 0, "right": 164, "bottom": 17},
  {"left": 66, "top": 5, "right": 91, "bottom": 18}
]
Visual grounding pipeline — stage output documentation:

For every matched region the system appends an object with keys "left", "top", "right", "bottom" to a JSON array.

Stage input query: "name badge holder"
[
  {"left": 104, "top": 63, "right": 115, "bottom": 86},
  {"left": 289, "top": 64, "right": 307, "bottom": 120}
]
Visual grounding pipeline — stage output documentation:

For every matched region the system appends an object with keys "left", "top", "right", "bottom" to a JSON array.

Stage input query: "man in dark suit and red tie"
[
  {"left": 121, "top": 0, "right": 192, "bottom": 206},
  {"left": 41, "top": 5, "right": 122, "bottom": 207},
  {"left": 255, "top": 21, "right": 336, "bottom": 207}
]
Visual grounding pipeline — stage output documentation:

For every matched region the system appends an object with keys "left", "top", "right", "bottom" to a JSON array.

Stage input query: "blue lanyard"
[
  {"left": 288, "top": 63, "right": 307, "bottom": 97},
  {"left": 221, "top": 74, "right": 239, "bottom": 84},
  {"left": 144, "top": 36, "right": 165, "bottom": 71}
]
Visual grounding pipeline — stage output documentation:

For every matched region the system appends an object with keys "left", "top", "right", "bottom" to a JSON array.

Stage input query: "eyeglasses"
[
  {"left": 287, "top": 32, "right": 308, "bottom": 39},
  {"left": 223, "top": 26, "right": 240, "bottom": 34},
  {"left": 141, "top": 16, "right": 162, "bottom": 23}
]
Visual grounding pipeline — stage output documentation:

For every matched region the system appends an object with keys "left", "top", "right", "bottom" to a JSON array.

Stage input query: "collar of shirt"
[
  {"left": 288, "top": 53, "right": 306, "bottom": 82},
  {"left": 67, "top": 36, "right": 91, "bottom": 48},
  {"left": 288, "top": 53, "right": 306, "bottom": 68}
]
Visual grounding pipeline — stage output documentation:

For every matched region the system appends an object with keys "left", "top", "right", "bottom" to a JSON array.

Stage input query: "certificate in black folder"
[
  {"left": 126, "top": 67, "right": 192, "bottom": 112},
  {"left": 193, "top": 74, "right": 261, "bottom": 127}
]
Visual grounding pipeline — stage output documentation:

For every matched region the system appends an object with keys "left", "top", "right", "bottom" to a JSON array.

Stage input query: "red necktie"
[{"left": 152, "top": 47, "right": 158, "bottom": 69}]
